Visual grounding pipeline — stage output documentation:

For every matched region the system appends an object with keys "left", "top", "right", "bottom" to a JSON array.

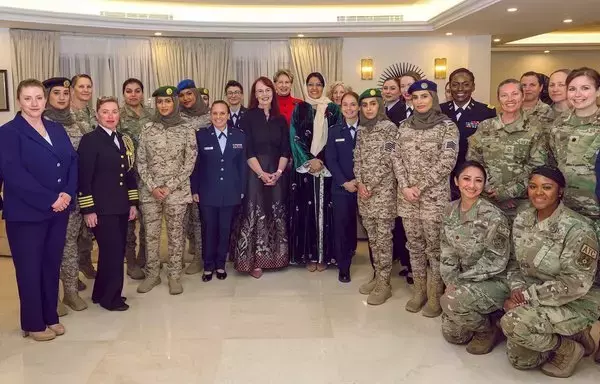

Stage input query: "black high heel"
[
  {"left": 202, "top": 272, "right": 213, "bottom": 282},
  {"left": 216, "top": 270, "right": 227, "bottom": 280}
]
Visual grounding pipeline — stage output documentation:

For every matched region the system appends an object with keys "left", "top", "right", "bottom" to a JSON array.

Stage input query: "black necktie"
[
  {"left": 349, "top": 127, "right": 356, "bottom": 140},
  {"left": 232, "top": 114, "right": 238, "bottom": 126},
  {"left": 110, "top": 132, "right": 119, "bottom": 148},
  {"left": 219, "top": 132, "right": 226, "bottom": 139},
  {"left": 407, "top": 107, "right": 413, "bottom": 117}
]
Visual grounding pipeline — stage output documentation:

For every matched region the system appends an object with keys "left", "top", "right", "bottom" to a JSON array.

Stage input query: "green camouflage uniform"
[
  {"left": 137, "top": 120, "right": 198, "bottom": 280},
  {"left": 439, "top": 198, "right": 511, "bottom": 343},
  {"left": 354, "top": 119, "right": 398, "bottom": 286},
  {"left": 71, "top": 106, "right": 96, "bottom": 273},
  {"left": 500, "top": 203, "right": 600, "bottom": 369},
  {"left": 119, "top": 104, "right": 154, "bottom": 269},
  {"left": 392, "top": 119, "right": 458, "bottom": 282},
  {"left": 524, "top": 100, "right": 555, "bottom": 126},
  {"left": 467, "top": 113, "right": 547, "bottom": 218}
]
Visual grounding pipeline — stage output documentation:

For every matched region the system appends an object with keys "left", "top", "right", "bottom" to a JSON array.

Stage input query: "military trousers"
[
  {"left": 183, "top": 202, "right": 203, "bottom": 262},
  {"left": 61, "top": 210, "right": 83, "bottom": 295},
  {"left": 125, "top": 209, "right": 146, "bottom": 267},
  {"left": 440, "top": 279, "right": 509, "bottom": 343},
  {"left": 142, "top": 201, "right": 187, "bottom": 280},
  {"left": 362, "top": 217, "right": 394, "bottom": 282},
  {"left": 403, "top": 217, "right": 442, "bottom": 281},
  {"left": 77, "top": 222, "right": 94, "bottom": 270},
  {"left": 500, "top": 294, "right": 600, "bottom": 368}
]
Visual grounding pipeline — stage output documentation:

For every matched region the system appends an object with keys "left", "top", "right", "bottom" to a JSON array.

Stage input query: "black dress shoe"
[
  {"left": 78, "top": 279, "right": 87, "bottom": 291},
  {"left": 216, "top": 270, "right": 227, "bottom": 280},
  {"left": 121, "top": 296, "right": 127, "bottom": 302},
  {"left": 202, "top": 272, "right": 213, "bottom": 282},
  {"left": 406, "top": 275, "right": 414, "bottom": 285},
  {"left": 102, "top": 303, "right": 129, "bottom": 311},
  {"left": 398, "top": 269, "right": 409, "bottom": 277},
  {"left": 338, "top": 271, "right": 351, "bottom": 283}
]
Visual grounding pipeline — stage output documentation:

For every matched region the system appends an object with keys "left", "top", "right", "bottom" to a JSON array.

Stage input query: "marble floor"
[{"left": 0, "top": 243, "right": 599, "bottom": 384}]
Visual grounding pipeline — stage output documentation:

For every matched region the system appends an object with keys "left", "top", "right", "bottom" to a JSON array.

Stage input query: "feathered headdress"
[{"left": 377, "top": 62, "right": 426, "bottom": 87}]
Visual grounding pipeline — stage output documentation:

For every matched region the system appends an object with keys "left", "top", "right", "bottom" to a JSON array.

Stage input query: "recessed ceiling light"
[
  {"left": 563, "top": 19, "right": 573, "bottom": 23},
  {"left": 507, "top": 7, "right": 518, "bottom": 12},
  {"left": 544, "top": 50, "right": 550, "bottom": 53},
  {"left": 297, "top": 34, "right": 305, "bottom": 37},
  {"left": 445, "top": 32, "right": 453, "bottom": 36},
  {"left": 154, "top": 32, "right": 162, "bottom": 36},
  {"left": 493, "top": 38, "right": 501, "bottom": 42}
]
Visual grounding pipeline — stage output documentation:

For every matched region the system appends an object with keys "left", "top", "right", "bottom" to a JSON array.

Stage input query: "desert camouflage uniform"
[
  {"left": 500, "top": 203, "right": 600, "bottom": 369},
  {"left": 467, "top": 114, "right": 547, "bottom": 219},
  {"left": 119, "top": 104, "right": 154, "bottom": 268},
  {"left": 439, "top": 198, "right": 511, "bottom": 343},
  {"left": 354, "top": 120, "right": 398, "bottom": 286},
  {"left": 137, "top": 120, "right": 198, "bottom": 280},
  {"left": 180, "top": 111, "right": 211, "bottom": 263},
  {"left": 392, "top": 119, "right": 458, "bottom": 282},
  {"left": 71, "top": 106, "right": 96, "bottom": 273}
]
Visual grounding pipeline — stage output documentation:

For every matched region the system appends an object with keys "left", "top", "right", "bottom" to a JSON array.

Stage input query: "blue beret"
[
  {"left": 177, "top": 79, "right": 196, "bottom": 92},
  {"left": 408, "top": 80, "right": 438, "bottom": 94},
  {"left": 43, "top": 77, "right": 71, "bottom": 90}
]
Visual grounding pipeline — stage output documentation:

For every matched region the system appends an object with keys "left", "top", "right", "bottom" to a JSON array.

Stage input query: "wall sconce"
[
  {"left": 361, "top": 58, "right": 374, "bottom": 80},
  {"left": 434, "top": 58, "right": 447, "bottom": 79}
]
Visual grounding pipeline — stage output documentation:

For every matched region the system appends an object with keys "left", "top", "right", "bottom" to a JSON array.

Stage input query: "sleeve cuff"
[
  {"left": 128, "top": 189, "right": 139, "bottom": 202},
  {"left": 78, "top": 194, "right": 95, "bottom": 210}
]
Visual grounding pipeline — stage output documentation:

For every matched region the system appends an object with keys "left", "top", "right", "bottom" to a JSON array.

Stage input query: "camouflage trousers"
[
  {"left": 183, "top": 202, "right": 202, "bottom": 262},
  {"left": 362, "top": 217, "right": 394, "bottom": 282},
  {"left": 403, "top": 217, "right": 442, "bottom": 281},
  {"left": 61, "top": 210, "right": 83, "bottom": 294},
  {"left": 500, "top": 295, "right": 600, "bottom": 369},
  {"left": 440, "top": 279, "right": 509, "bottom": 343},
  {"left": 125, "top": 209, "right": 146, "bottom": 268},
  {"left": 78, "top": 222, "right": 94, "bottom": 269},
  {"left": 141, "top": 201, "right": 187, "bottom": 280}
]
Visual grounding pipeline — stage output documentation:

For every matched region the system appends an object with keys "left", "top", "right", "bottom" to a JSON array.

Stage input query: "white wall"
[
  {"left": 0, "top": 28, "right": 14, "bottom": 125},
  {"left": 342, "top": 35, "right": 492, "bottom": 103}
]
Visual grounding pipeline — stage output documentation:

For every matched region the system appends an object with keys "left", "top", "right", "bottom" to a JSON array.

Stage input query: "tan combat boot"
[
  {"left": 466, "top": 324, "right": 502, "bottom": 355},
  {"left": 359, "top": 275, "right": 377, "bottom": 295},
  {"left": 185, "top": 261, "right": 203, "bottom": 275},
  {"left": 367, "top": 275, "right": 392, "bottom": 306},
  {"left": 541, "top": 336, "right": 585, "bottom": 378},
  {"left": 23, "top": 328, "right": 56, "bottom": 342},
  {"left": 137, "top": 276, "right": 161, "bottom": 293},
  {"left": 567, "top": 327, "right": 594, "bottom": 357},
  {"left": 62, "top": 292, "right": 88, "bottom": 311},
  {"left": 57, "top": 300, "right": 69, "bottom": 317},
  {"left": 168, "top": 278, "right": 183, "bottom": 295},
  {"left": 405, "top": 276, "right": 427, "bottom": 312},
  {"left": 421, "top": 277, "right": 443, "bottom": 318},
  {"left": 127, "top": 264, "right": 145, "bottom": 280}
]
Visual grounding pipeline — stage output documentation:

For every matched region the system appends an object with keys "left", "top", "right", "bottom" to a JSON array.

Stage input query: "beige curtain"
[
  {"left": 10, "top": 29, "right": 60, "bottom": 93},
  {"left": 151, "top": 37, "right": 233, "bottom": 101},
  {"left": 289, "top": 38, "right": 343, "bottom": 99}
]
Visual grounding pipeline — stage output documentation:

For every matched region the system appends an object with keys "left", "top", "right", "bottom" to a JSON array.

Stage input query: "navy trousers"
[
  {"left": 332, "top": 193, "right": 358, "bottom": 274},
  {"left": 92, "top": 214, "right": 128, "bottom": 310},
  {"left": 6, "top": 213, "right": 68, "bottom": 332},
  {"left": 200, "top": 205, "right": 235, "bottom": 271}
]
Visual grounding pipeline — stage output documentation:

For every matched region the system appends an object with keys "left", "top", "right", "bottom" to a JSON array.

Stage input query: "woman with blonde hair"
[{"left": 327, "top": 81, "right": 352, "bottom": 106}]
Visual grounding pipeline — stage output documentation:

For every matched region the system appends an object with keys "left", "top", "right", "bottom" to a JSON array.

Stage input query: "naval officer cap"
[
  {"left": 43, "top": 77, "right": 71, "bottom": 91},
  {"left": 152, "top": 86, "right": 179, "bottom": 97},
  {"left": 408, "top": 80, "right": 438, "bottom": 95},
  {"left": 176, "top": 79, "right": 196, "bottom": 93},
  {"left": 359, "top": 88, "right": 382, "bottom": 102}
]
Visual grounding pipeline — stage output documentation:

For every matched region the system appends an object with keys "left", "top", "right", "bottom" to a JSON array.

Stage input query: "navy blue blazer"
[
  {"left": 227, "top": 106, "right": 247, "bottom": 131},
  {"left": 0, "top": 174, "right": 3, "bottom": 211},
  {"left": 0, "top": 113, "right": 77, "bottom": 221},
  {"left": 191, "top": 126, "right": 247, "bottom": 207},
  {"left": 325, "top": 121, "right": 357, "bottom": 195}
]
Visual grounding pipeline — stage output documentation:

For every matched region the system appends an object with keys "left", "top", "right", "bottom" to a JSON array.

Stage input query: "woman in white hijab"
[{"left": 289, "top": 72, "right": 343, "bottom": 272}]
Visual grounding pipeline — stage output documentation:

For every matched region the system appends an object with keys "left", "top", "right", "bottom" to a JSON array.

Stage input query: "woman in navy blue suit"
[{"left": 0, "top": 79, "right": 77, "bottom": 341}]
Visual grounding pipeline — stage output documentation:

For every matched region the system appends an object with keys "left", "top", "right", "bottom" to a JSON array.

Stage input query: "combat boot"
[
  {"left": 567, "top": 327, "right": 594, "bottom": 357},
  {"left": 168, "top": 278, "right": 183, "bottom": 295},
  {"left": 80, "top": 262, "right": 97, "bottom": 279},
  {"left": 421, "top": 277, "right": 443, "bottom": 318},
  {"left": 62, "top": 292, "right": 88, "bottom": 311},
  {"left": 57, "top": 300, "right": 69, "bottom": 317},
  {"left": 541, "top": 336, "right": 585, "bottom": 378},
  {"left": 359, "top": 275, "right": 377, "bottom": 295},
  {"left": 466, "top": 324, "right": 502, "bottom": 355},
  {"left": 405, "top": 276, "right": 427, "bottom": 312},
  {"left": 185, "top": 261, "right": 203, "bottom": 275},
  {"left": 127, "top": 264, "right": 145, "bottom": 280},
  {"left": 367, "top": 275, "right": 392, "bottom": 306},
  {"left": 137, "top": 276, "right": 161, "bottom": 293}
]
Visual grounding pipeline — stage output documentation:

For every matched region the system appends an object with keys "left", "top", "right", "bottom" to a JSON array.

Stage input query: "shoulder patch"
[
  {"left": 496, "top": 223, "right": 510, "bottom": 238},
  {"left": 577, "top": 242, "right": 598, "bottom": 270},
  {"left": 443, "top": 139, "right": 457, "bottom": 150},
  {"left": 384, "top": 142, "right": 395, "bottom": 152}
]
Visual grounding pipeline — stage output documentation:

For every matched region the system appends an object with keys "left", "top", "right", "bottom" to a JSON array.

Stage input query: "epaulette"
[
  {"left": 122, "top": 134, "right": 135, "bottom": 171},
  {"left": 487, "top": 104, "right": 495, "bottom": 109}
]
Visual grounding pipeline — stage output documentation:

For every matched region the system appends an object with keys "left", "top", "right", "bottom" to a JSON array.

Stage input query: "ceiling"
[{"left": 0, "top": 0, "right": 599, "bottom": 48}]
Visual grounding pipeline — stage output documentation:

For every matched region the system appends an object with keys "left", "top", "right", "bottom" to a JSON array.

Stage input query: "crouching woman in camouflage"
[
  {"left": 500, "top": 166, "right": 600, "bottom": 378},
  {"left": 392, "top": 80, "right": 459, "bottom": 317},
  {"left": 439, "top": 160, "right": 510, "bottom": 355}
]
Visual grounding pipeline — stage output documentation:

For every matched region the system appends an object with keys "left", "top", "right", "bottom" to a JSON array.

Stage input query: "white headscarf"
[{"left": 305, "top": 90, "right": 332, "bottom": 156}]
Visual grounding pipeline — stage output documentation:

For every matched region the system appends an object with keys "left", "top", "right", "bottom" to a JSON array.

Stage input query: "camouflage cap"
[
  {"left": 42, "top": 77, "right": 71, "bottom": 90},
  {"left": 359, "top": 88, "right": 382, "bottom": 102},
  {"left": 152, "top": 86, "right": 178, "bottom": 97}
]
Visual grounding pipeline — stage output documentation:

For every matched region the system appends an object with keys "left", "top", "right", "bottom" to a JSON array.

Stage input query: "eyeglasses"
[
  {"left": 307, "top": 83, "right": 323, "bottom": 88},
  {"left": 227, "top": 90, "right": 242, "bottom": 96},
  {"left": 255, "top": 89, "right": 273, "bottom": 95}
]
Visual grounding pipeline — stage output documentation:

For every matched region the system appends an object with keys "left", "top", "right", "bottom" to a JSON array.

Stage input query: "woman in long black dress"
[{"left": 233, "top": 76, "right": 290, "bottom": 279}]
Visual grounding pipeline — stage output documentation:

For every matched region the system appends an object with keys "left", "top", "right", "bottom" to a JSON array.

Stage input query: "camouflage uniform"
[
  {"left": 524, "top": 100, "right": 555, "bottom": 126},
  {"left": 137, "top": 120, "right": 198, "bottom": 280},
  {"left": 392, "top": 119, "right": 458, "bottom": 281},
  {"left": 354, "top": 119, "right": 398, "bottom": 289},
  {"left": 439, "top": 198, "right": 510, "bottom": 343},
  {"left": 119, "top": 104, "right": 154, "bottom": 269},
  {"left": 467, "top": 114, "right": 547, "bottom": 218},
  {"left": 71, "top": 106, "right": 96, "bottom": 274},
  {"left": 180, "top": 112, "right": 211, "bottom": 265},
  {"left": 500, "top": 203, "right": 600, "bottom": 369}
]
